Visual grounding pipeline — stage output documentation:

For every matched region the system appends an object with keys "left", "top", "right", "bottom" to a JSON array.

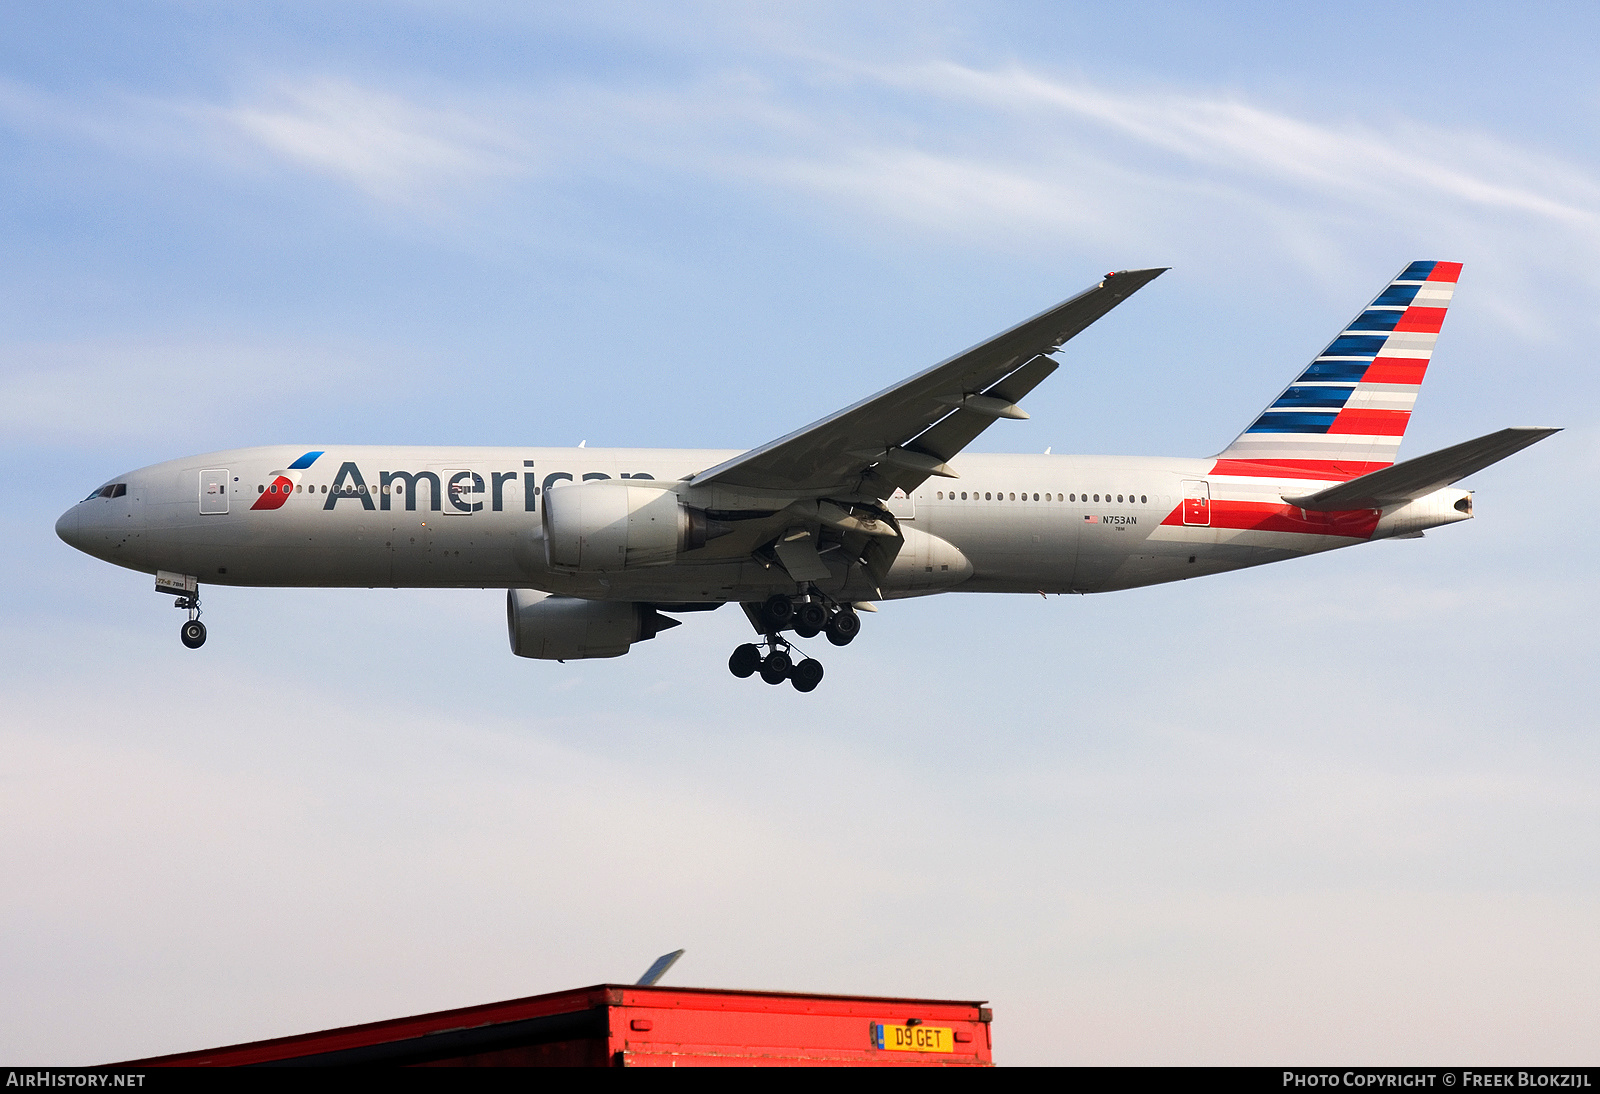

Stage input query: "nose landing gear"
[
  {"left": 175, "top": 594, "right": 206, "bottom": 649},
  {"left": 157, "top": 572, "right": 207, "bottom": 649},
  {"left": 729, "top": 593, "right": 860, "bottom": 692}
]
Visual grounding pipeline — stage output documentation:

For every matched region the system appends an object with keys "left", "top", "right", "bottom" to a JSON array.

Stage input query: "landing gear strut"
[{"left": 729, "top": 591, "right": 861, "bottom": 692}]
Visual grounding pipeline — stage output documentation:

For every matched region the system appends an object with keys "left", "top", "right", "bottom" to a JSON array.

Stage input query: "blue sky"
[{"left": 2, "top": 2, "right": 1597, "bottom": 1065}]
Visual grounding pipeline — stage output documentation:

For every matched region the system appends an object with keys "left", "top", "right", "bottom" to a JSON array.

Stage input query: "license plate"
[{"left": 871, "top": 1022, "right": 954, "bottom": 1053}]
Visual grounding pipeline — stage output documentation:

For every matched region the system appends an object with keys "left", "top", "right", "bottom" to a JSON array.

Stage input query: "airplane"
[{"left": 56, "top": 261, "right": 1556, "bottom": 693}]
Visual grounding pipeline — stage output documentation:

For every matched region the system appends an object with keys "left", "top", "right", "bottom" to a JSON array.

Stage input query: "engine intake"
[
  {"left": 542, "top": 481, "right": 729, "bottom": 572},
  {"left": 507, "top": 589, "right": 680, "bottom": 660}
]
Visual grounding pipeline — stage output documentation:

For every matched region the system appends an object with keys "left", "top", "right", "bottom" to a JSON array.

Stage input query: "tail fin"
[{"left": 1214, "top": 260, "right": 1462, "bottom": 480}]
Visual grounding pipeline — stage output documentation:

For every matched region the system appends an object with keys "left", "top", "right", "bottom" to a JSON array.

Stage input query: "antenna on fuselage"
[{"left": 636, "top": 949, "right": 685, "bottom": 986}]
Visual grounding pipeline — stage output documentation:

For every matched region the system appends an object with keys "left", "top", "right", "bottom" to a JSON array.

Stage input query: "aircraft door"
[
  {"left": 199, "top": 468, "right": 229, "bottom": 514},
  {"left": 443, "top": 469, "right": 484, "bottom": 515},
  {"left": 1182, "top": 479, "right": 1210, "bottom": 526},
  {"left": 885, "top": 487, "right": 915, "bottom": 520}
]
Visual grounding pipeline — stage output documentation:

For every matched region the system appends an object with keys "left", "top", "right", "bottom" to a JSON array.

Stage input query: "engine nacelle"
[
  {"left": 542, "top": 480, "right": 726, "bottom": 572},
  {"left": 506, "top": 589, "right": 679, "bottom": 660}
]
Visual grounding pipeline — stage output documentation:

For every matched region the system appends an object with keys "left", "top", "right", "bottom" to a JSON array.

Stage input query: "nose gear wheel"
[{"left": 173, "top": 591, "right": 206, "bottom": 649}]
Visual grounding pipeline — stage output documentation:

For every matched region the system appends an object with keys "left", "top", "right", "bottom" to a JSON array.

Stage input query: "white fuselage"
[{"left": 56, "top": 445, "right": 1471, "bottom": 604}]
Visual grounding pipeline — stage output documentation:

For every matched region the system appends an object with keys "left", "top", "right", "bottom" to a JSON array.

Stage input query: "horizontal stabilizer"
[{"left": 1283, "top": 427, "right": 1559, "bottom": 511}]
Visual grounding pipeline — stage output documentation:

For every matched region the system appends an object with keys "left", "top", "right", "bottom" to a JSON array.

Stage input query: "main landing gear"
[
  {"left": 727, "top": 593, "right": 861, "bottom": 693},
  {"left": 176, "top": 593, "right": 206, "bottom": 649}
]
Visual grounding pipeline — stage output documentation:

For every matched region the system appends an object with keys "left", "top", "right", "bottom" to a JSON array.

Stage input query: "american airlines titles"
[{"left": 318, "top": 461, "right": 654, "bottom": 514}]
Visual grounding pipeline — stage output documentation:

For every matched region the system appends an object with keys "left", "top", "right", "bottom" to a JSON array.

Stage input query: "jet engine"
[
  {"left": 542, "top": 481, "right": 728, "bottom": 572},
  {"left": 506, "top": 589, "right": 680, "bottom": 660}
]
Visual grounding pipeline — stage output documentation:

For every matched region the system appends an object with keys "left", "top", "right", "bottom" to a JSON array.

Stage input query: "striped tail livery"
[{"left": 1215, "top": 260, "right": 1462, "bottom": 481}]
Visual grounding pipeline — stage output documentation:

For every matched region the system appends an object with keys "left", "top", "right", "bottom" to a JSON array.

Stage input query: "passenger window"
[
  {"left": 1093, "top": 494, "right": 1099, "bottom": 502},
  {"left": 257, "top": 485, "right": 264, "bottom": 493},
  {"left": 1032, "top": 493, "right": 1039, "bottom": 501},
  {"left": 1117, "top": 494, "right": 1123, "bottom": 503},
  {"left": 1141, "top": 495, "right": 1147, "bottom": 504},
  {"left": 1008, "top": 492, "right": 1015, "bottom": 500},
  {"left": 1057, "top": 494, "right": 1063, "bottom": 502}
]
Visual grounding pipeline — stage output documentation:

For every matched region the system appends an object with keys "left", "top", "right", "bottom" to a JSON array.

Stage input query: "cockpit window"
[{"left": 86, "top": 483, "right": 127, "bottom": 500}]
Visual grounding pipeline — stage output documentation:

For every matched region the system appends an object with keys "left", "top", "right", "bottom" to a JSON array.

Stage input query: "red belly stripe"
[{"left": 1161, "top": 499, "right": 1378, "bottom": 538}]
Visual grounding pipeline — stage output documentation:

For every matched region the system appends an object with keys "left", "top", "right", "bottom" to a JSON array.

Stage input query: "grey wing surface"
[{"left": 690, "top": 268, "right": 1167, "bottom": 498}]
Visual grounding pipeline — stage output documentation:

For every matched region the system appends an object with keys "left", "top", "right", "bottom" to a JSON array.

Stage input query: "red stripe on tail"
[
  {"left": 1362, "top": 358, "right": 1428, "bottom": 385},
  {"left": 1327, "top": 409, "right": 1411, "bottom": 436},
  {"left": 1394, "top": 306, "right": 1447, "bottom": 333}
]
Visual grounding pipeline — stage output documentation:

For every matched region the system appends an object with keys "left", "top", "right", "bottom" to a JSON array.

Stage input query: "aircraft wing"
[
  {"left": 690, "top": 268, "right": 1167, "bottom": 497},
  {"left": 1283, "top": 427, "right": 1560, "bottom": 511}
]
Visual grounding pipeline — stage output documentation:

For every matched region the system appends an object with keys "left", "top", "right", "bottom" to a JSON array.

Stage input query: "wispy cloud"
[
  {"left": 6, "top": 52, "right": 1600, "bottom": 318},
  {"left": 184, "top": 59, "right": 1600, "bottom": 317},
  {"left": 708, "top": 59, "right": 1600, "bottom": 318},
  {"left": 0, "top": 338, "right": 381, "bottom": 445},
  {"left": 209, "top": 79, "right": 532, "bottom": 204},
  {"left": 877, "top": 62, "right": 1600, "bottom": 226}
]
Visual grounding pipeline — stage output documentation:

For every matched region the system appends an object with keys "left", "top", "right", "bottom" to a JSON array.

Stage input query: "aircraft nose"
[{"left": 55, "top": 505, "right": 83, "bottom": 550}]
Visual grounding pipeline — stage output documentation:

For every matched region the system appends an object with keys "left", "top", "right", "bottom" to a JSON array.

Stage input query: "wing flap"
[
  {"left": 1283, "top": 427, "right": 1559, "bottom": 510},
  {"left": 878, "top": 355, "right": 1062, "bottom": 496},
  {"left": 772, "top": 527, "right": 833, "bottom": 582}
]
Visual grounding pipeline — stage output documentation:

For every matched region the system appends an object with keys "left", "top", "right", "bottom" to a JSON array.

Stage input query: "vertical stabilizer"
[{"left": 1213, "top": 261, "right": 1462, "bottom": 480}]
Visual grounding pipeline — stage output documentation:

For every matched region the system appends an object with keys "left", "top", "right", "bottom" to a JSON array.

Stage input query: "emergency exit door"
[{"left": 1182, "top": 479, "right": 1210, "bottom": 526}]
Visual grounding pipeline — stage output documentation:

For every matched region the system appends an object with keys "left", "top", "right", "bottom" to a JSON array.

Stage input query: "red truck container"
[{"left": 120, "top": 984, "right": 995, "bottom": 1067}]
